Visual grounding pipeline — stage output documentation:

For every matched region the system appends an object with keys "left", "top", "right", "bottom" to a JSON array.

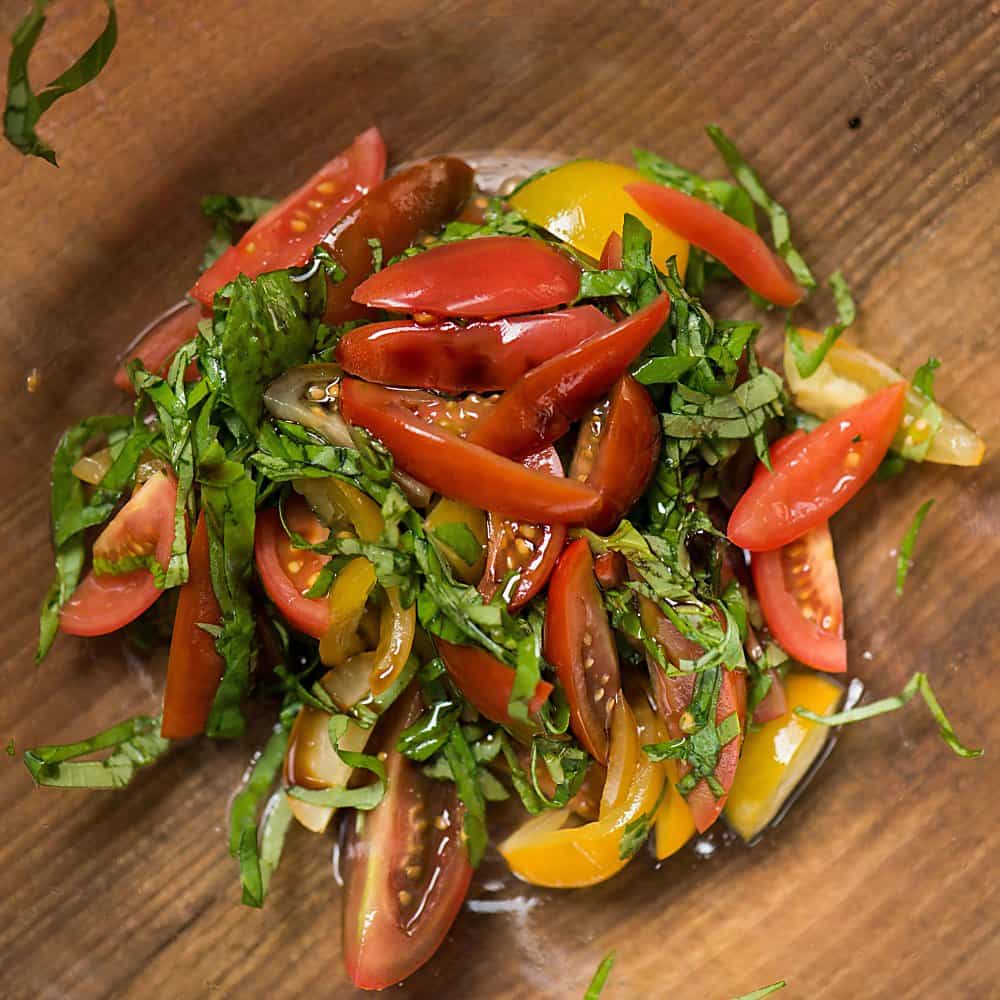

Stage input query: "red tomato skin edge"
[
  {"left": 751, "top": 670, "right": 788, "bottom": 725},
  {"left": 253, "top": 508, "right": 329, "bottom": 639},
  {"left": 625, "top": 181, "right": 803, "bottom": 307},
  {"left": 113, "top": 301, "right": 201, "bottom": 394}
]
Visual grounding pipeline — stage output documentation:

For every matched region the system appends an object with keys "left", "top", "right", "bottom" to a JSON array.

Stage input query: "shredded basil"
[
  {"left": 731, "top": 982, "right": 787, "bottom": 1000},
  {"left": 896, "top": 499, "right": 935, "bottom": 596},
  {"left": 200, "top": 194, "right": 276, "bottom": 271},
  {"left": 431, "top": 521, "right": 482, "bottom": 567},
  {"left": 786, "top": 271, "right": 856, "bottom": 378},
  {"left": 583, "top": 951, "right": 616, "bottom": 1000}
]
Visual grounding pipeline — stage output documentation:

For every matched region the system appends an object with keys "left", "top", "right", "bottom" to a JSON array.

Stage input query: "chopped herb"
[
  {"left": 795, "top": 670, "right": 982, "bottom": 758},
  {"left": 912, "top": 356, "right": 940, "bottom": 400},
  {"left": 876, "top": 451, "right": 907, "bottom": 481},
  {"left": 900, "top": 358, "right": 942, "bottom": 462},
  {"left": 5, "top": 737, "right": 14, "bottom": 756},
  {"left": 583, "top": 951, "right": 616, "bottom": 999},
  {"left": 367, "top": 236, "right": 384, "bottom": 272},
  {"left": 786, "top": 271, "right": 856, "bottom": 378},
  {"left": 896, "top": 499, "right": 934, "bottom": 595},
  {"left": 4, "top": 0, "right": 118, "bottom": 165},
  {"left": 618, "top": 782, "right": 667, "bottom": 860},
  {"left": 431, "top": 521, "right": 481, "bottom": 567},
  {"left": 731, "top": 982, "right": 787, "bottom": 1000}
]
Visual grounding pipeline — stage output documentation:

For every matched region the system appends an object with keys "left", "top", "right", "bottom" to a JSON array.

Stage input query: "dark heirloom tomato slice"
[
  {"left": 335, "top": 306, "right": 612, "bottom": 394},
  {"left": 339, "top": 379, "right": 602, "bottom": 524},
  {"left": 570, "top": 375, "right": 661, "bottom": 533},
  {"left": 544, "top": 539, "right": 621, "bottom": 763},
  {"left": 352, "top": 235, "right": 581, "bottom": 319},
  {"left": 113, "top": 302, "right": 201, "bottom": 394},
  {"left": 323, "top": 157, "right": 476, "bottom": 325},
  {"left": 751, "top": 670, "right": 788, "bottom": 725},
  {"left": 59, "top": 472, "right": 178, "bottom": 637},
  {"left": 468, "top": 293, "right": 671, "bottom": 459},
  {"left": 624, "top": 181, "right": 804, "bottom": 307},
  {"left": 343, "top": 686, "right": 473, "bottom": 991},
  {"left": 436, "top": 637, "right": 553, "bottom": 733},
  {"left": 593, "top": 551, "right": 627, "bottom": 590},
  {"left": 191, "top": 126, "right": 386, "bottom": 306},
  {"left": 254, "top": 497, "right": 331, "bottom": 639},
  {"left": 480, "top": 447, "right": 566, "bottom": 610},
  {"left": 161, "top": 513, "right": 224, "bottom": 739},
  {"left": 727, "top": 382, "right": 907, "bottom": 551}
]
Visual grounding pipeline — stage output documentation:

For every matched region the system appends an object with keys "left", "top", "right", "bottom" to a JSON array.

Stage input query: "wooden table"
[{"left": 0, "top": 1, "right": 996, "bottom": 997}]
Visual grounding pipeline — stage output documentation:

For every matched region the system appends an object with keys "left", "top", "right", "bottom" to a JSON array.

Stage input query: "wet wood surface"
[{"left": 0, "top": 1, "right": 997, "bottom": 997}]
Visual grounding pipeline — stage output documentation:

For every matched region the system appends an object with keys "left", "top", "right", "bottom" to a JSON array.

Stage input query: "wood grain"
[{"left": 0, "top": 1, "right": 997, "bottom": 997}]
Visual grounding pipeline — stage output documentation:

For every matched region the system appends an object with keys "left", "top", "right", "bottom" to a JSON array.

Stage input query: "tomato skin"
[
  {"left": 113, "top": 302, "right": 201, "bottom": 394},
  {"left": 571, "top": 375, "right": 661, "bottom": 533},
  {"left": 544, "top": 539, "right": 621, "bottom": 763},
  {"left": 436, "top": 637, "right": 553, "bottom": 731},
  {"left": 624, "top": 181, "right": 804, "bottom": 307},
  {"left": 343, "top": 686, "right": 473, "bottom": 991},
  {"left": 323, "top": 157, "right": 475, "bottom": 325},
  {"left": 254, "top": 500, "right": 331, "bottom": 639},
  {"left": 161, "top": 514, "right": 224, "bottom": 739},
  {"left": 339, "top": 379, "right": 602, "bottom": 524},
  {"left": 335, "top": 306, "right": 612, "bottom": 393},
  {"left": 480, "top": 447, "right": 567, "bottom": 610},
  {"left": 59, "top": 473, "right": 178, "bottom": 637},
  {"left": 599, "top": 230, "right": 623, "bottom": 269},
  {"left": 469, "top": 293, "right": 670, "bottom": 459},
  {"left": 728, "top": 383, "right": 908, "bottom": 551},
  {"left": 352, "top": 236, "right": 580, "bottom": 319},
  {"left": 751, "top": 670, "right": 789, "bottom": 725},
  {"left": 191, "top": 127, "right": 386, "bottom": 306},
  {"left": 594, "top": 551, "right": 627, "bottom": 589}
]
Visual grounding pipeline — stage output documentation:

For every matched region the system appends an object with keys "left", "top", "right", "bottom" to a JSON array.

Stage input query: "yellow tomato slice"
[
  {"left": 785, "top": 330, "right": 984, "bottom": 467},
  {"left": 511, "top": 160, "right": 689, "bottom": 276},
  {"left": 423, "top": 497, "right": 487, "bottom": 583},
  {"left": 499, "top": 698, "right": 665, "bottom": 888},
  {"left": 724, "top": 672, "right": 843, "bottom": 842},
  {"left": 320, "top": 556, "right": 377, "bottom": 666}
]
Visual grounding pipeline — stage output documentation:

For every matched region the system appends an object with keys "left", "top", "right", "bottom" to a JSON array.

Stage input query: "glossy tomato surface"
[{"left": 113, "top": 302, "right": 201, "bottom": 393}]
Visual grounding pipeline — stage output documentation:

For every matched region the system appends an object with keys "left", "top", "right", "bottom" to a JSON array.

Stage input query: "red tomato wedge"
[
  {"left": 161, "top": 514, "right": 224, "bottom": 739},
  {"left": 113, "top": 302, "right": 201, "bottom": 394},
  {"left": 343, "top": 686, "right": 473, "bottom": 991},
  {"left": 480, "top": 447, "right": 567, "bottom": 610},
  {"left": 468, "top": 293, "right": 671, "bottom": 459},
  {"left": 624, "top": 181, "right": 804, "bottom": 307},
  {"left": 339, "top": 379, "right": 602, "bottom": 524},
  {"left": 570, "top": 375, "right": 661, "bottom": 533},
  {"left": 599, "top": 230, "right": 623, "bottom": 269},
  {"left": 352, "top": 236, "right": 580, "bottom": 319},
  {"left": 436, "top": 637, "right": 553, "bottom": 731},
  {"left": 751, "top": 522, "right": 846, "bottom": 673},
  {"left": 323, "top": 157, "right": 475, "bottom": 325},
  {"left": 59, "top": 472, "right": 177, "bottom": 636},
  {"left": 335, "top": 306, "right": 612, "bottom": 393},
  {"left": 191, "top": 127, "right": 386, "bottom": 306},
  {"left": 544, "top": 539, "right": 621, "bottom": 763},
  {"left": 728, "top": 383, "right": 907, "bottom": 551},
  {"left": 751, "top": 670, "right": 788, "bottom": 725},
  {"left": 254, "top": 497, "right": 331, "bottom": 639},
  {"left": 593, "top": 551, "right": 627, "bottom": 589}
]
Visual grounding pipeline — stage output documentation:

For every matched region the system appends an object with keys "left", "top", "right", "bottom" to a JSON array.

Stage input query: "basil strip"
[
  {"left": 731, "top": 982, "right": 787, "bottom": 1000},
  {"left": 583, "top": 951, "right": 616, "bottom": 1000},
  {"left": 787, "top": 270, "right": 856, "bottom": 378},
  {"left": 896, "top": 499, "right": 934, "bottom": 596}
]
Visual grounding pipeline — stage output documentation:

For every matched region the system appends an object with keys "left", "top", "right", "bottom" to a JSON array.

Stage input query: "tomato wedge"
[
  {"left": 599, "top": 230, "right": 623, "bottom": 269},
  {"left": 593, "top": 550, "right": 627, "bottom": 589},
  {"left": 624, "top": 181, "right": 804, "bottom": 307},
  {"left": 191, "top": 127, "right": 386, "bottom": 306},
  {"left": 343, "top": 686, "right": 473, "bottom": 990},
  {"left": 570, "top": 375, "right": 661, "bottom": 533},
  {"left": 352, "top": 236, "right": 580, "bottom": 319},
  {"left": 59, "top": 472, "right": 178, "bottom": 636},
  {"left": 113, "top": 302, "right": 201, "bottom": 393},
  {"left": 544, "top": 539, "right": 621, "bottom": 763},
  {"left": 436, "top": 637, "right": 553, "bottom": 732},
  {"left": 161, "top": 513, "right": 224, "bottom": 739},
  {"left": 339, "top": 379, "right": 602, "bottom": 524},
  {"left": 480, "top": 447, "right": 566, "bottom": 610},
  {"left": 323, "top": 157, "right": 476, "bottom": 325},
  {"left": 727, "top": 382, "right": 907, "bottom": 551},
  {"left": 468, "top": 293, "right": 670, "bottom": 458},
  {"left": 335, "top": 306, "right": 612, "bottom": 393},
  {"left": 254, "top": 497, "right": 331, "bottom": 638}
]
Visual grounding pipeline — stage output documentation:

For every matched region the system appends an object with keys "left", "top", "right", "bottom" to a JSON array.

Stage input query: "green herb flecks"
[
  {"left": 583, "top": 951, "right": 616, "bottom": 1000},
  {"left": 731, "top": 981, "right": 787, "bottom": 1000},
  {"left": 896, "top": 499, "right": 934, "bottom": 595},
  {"left": 4, "top": 0, "right": 118, "bottom": 165},
  {"left": 431, "top": 521, "right": 482, "bottom": 567},
  {"left": 900, "top": 357, "right": 943, "bottom": 462},
  {"left": 786, "top": 270, "right": 856, "bottom": 378},
  {"left": 200, "top": 194, "right": 276, "bottom": 271}
]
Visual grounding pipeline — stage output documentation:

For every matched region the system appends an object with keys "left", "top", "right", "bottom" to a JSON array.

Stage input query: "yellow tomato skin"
[
  {"left": 511, "top": 160, "right": 689, "bottom": 276},
  {"left": 654, "top": 759, "right": 697, "bottom": 860},
  {"left": 424, "top": 497, "right": 487, "bottom": 583},
  {"left": 724, "top": 672, "right": 843, "bottom": 842}
]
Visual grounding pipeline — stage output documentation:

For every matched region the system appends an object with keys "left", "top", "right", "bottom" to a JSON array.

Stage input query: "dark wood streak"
[{"left": 0, "top": 1, "right": 997, "bottom": 997}]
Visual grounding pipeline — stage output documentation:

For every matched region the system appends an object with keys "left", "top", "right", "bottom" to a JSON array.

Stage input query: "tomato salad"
[{"left": 27, "top": 125, "right": 984, "bottom": 991}]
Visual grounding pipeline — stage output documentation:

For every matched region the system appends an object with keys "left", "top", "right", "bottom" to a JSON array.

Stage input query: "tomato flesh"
[
  {"left": 352, "top": 235, "right": 580, "bottom": 319},
  {"left": 59, "top": 473, "right": 178, "bottom": 637},
  {"left": 335, "top": 306, "right": 611, "bottom": 393},
  {"left": 254, "top": 498, "right": 331, "bottom": 638},
  {"left": 191, "top": 127, "right": 386, "bottom": 306},
  {"left": 570, "top": 375, "right": 661, "bottom": 533},
  {"left": 544, "top": 539, "right": 621, "bottom": 763},
  {"left": 480, "top": 447, "right": 566, "bottom": 610},
  {"left": 468, "top": 293, "right": 670, "bottom": 458},
  {"left": 339, "top": 379, "right": 602, "bottom": 524},
  {"left": 727, "top": 383, "right": 907, "bottom": 551},
  {"left": 113, "top": 302, "right": 201, "bottom": 394},
  {"left": 161, "top": 513, "right": 224, "bottom": 739},
  {"left": 343, "top": 687, "right": 473, "bottom": 990},
  {"left": 624, "top": 181, "right": 804, "bottom": 307}
]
